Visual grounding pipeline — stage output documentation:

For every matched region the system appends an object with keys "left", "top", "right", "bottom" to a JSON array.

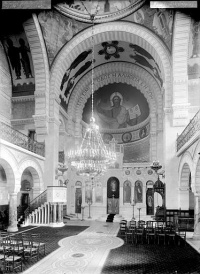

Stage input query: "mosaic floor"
[{"left": 1, "top": 220, "right": 200, "bottom": 274}]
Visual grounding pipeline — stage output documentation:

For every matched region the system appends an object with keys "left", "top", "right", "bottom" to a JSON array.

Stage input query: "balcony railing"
[
  {"left": 0, "top": 121, "right": 45, "bottom": 157},
  {"left": 176, "top": 110, "right": 200, "bottom": 152}
]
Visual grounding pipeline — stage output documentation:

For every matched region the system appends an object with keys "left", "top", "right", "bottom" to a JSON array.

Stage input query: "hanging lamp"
[{"left": 67, "top": 13, "right": 116, "bottom": 177}]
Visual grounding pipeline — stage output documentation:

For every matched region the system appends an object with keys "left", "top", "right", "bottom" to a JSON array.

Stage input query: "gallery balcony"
[
  {"left": 176, "top": 110, "right": 200, "bottom": 155},
  {"left": 0, "top": 121, "right": 45, "bottom": 157}
]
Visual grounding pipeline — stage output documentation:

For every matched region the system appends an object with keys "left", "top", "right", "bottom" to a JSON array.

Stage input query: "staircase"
[
  {"left": 21, "top": 187, "right": 67, "bottom": 227},
  {"left": 106, "top": 214, "right": 115, "bottom": 222}
]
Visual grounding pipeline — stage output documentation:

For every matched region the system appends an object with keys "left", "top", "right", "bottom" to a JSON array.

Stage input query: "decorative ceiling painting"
[
  {"left": 38, "top": 11, "right": 89, "bottom": 64},
  {"left": 55, "top": 0, "right": 145, "bottom": 23},
  {"left": 2, "top": 31, "right": 35, "bottom": 96},
  {"left": 125, "top": 5, "right": 174, "bottom": 51},
  {"left": 59, "top": 41, "right": 163, "bottom": 111}
]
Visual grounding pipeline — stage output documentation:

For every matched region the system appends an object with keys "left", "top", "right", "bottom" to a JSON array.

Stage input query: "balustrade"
[
  {"left": 177, "top": 110, "right": 200, "bottom": 152},
  {"left": 0, "top": 121, "right": 45, "bottom": 157}
]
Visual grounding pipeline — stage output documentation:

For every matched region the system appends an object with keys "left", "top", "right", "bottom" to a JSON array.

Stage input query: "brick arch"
[
  {"left": 50, "top": 21, "right": 171, "bottom": 117},
  {"left": 23, "top": 14, "right": 50, "bottom": 134},
  {"left": 68, "top": 62, "right": 161, "bottom": 124}
]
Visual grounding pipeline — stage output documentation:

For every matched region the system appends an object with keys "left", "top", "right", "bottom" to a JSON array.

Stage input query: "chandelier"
[{"left": 67, "top": 13, "right": 116, "bottom": 177}]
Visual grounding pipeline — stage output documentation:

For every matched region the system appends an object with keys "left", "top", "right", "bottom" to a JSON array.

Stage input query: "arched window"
[{"left": 123, "top": 180, "right": 131, "bottom": 203}]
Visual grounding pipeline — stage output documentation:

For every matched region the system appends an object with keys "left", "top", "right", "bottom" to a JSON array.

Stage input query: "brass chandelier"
[{"left": 67, "top": 13, "right": 116, "bottom": 177}]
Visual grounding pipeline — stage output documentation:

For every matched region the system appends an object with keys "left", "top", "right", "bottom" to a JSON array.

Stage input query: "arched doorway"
[{"left": 107, "top": 177, "right": 119, "bottom": 214}]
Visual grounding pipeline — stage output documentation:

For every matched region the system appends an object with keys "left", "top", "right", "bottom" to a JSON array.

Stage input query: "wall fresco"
[{"left": 3, "top": 32, "right": 35, "bottom": 96}]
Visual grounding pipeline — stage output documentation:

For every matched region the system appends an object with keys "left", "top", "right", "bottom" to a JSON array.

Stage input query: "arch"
[
  {"left": 50, "top": 21, "right": 171, "bottom": 116},
  {"left": 18, "top": 158, "right": 44, "bottom": 193},
  {"left": 0, "top": 147, "right": 20, "bottom": 192},
  {"left": 178, "top": 151, "right": 194, "bottom": 190}
]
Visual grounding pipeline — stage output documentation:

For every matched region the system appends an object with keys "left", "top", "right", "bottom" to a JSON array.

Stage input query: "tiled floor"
[{"left": 1, "top": 220, "right": 200, "bottom": 274}]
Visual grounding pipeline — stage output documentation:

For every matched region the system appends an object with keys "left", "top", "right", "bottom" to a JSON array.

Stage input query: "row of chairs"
[
  {"left": 0, "top": 231, "right": 46, "bottom": 273},
  {"left": 119, "top": 220, "right": 186, "bottom": 245}
]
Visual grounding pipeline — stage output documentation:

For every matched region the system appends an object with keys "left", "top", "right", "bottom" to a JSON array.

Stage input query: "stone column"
[
  {"left": 53, "top": 203, "right": 57, "bottom": 223},
  {"left": 193, "top": 195, "right": 200, "bottom": 238},
  {"left": 57, "top": 203, "right": 62, "bottom": 223},
  {"left": 7, "top": 193, "right": 18, "bottom": 232}
]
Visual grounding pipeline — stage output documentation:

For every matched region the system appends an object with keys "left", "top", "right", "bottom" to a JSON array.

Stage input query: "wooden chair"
[
  {"left": 119, "top": 220, "right": 127, "bottom": 238},
  {"left": 10, "top": 235, "right": 24, "bottom": 257},
  {"left": 177, "top": 229, "right": 186, "bottom": 246},
  {"left": 135, "top": 227, "right": 145, "bottom": 244},
  {"left": 23, "top": 238, "right": 39, "bottom": 262},
  {"left": 2, "top": 245, "right": 23, "bottom": 273},
  {"left": 155, "top": 225, "right": 167, "bottom": 245},
  {"left": 31, "top": 233, "right": 46, "bottom": 256},
  {"left": 138, "top": 220, "right": 146, "bottom": 228},
  {"left": 146, "top": 227, "right": 156, "bottom": 244}
]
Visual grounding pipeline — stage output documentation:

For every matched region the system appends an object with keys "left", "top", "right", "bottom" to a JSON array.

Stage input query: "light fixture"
[
  {"left": 67, "top": 12, "right": 116, "bottom": 177},
  {"left": 150, "top": 160, "right": 162, "bottom": 174}
]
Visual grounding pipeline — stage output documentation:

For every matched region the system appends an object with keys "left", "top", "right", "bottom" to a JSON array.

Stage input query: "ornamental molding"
[
  {"left": 172, "top": 103, "right": 190, "bottom": 110},
  {"left": 55, "top": 0, "right": 145, "bottom": 23},
  {"left": 12, "top": 95, "right": 35, "bottom": 103},
  {"left": 11, "top": 118, "right": 34, "bottom": 125}
]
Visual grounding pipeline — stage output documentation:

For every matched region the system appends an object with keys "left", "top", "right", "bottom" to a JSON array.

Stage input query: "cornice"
[
  {"left": 12, "top": 96, "right": 35, "bottom": 103},
  {"left": 11, "top": 118, "right": 34, "bottom": 125}
]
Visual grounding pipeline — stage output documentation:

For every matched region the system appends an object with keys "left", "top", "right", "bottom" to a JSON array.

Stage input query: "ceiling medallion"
[{"left": 55, "top": 0, "right": 146, "bottom": 23}]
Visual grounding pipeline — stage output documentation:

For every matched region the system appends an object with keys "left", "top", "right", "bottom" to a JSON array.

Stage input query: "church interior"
[{"left": 0, "top": 0, "right": 200, "bottom": 271}]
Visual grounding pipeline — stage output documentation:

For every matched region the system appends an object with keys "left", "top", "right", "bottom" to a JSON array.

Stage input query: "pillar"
[
  {"left": 7, "top": 193, "right": 18, "bottom": 232},
  {"left": 193, "top": 195, "right": 200, "bottom": 238},
  {"left": 57, "top": 203, "right": 63, "bottom": 223}
]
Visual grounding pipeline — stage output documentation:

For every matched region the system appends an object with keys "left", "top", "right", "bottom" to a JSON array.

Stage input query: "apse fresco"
[
  {"left": 83, "top": 83, "right": 149, "bottom": 130},
  {"left": 82, "top": 83, "right": 150, "bottom": 163},
  {"left": 3, "top": 32, "right": 35, "bottom": 96}
]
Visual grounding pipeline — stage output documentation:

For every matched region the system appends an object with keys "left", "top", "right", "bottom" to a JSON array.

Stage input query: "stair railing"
[{"left": 24, "top": 189, "right": 47, "bottom": 219}]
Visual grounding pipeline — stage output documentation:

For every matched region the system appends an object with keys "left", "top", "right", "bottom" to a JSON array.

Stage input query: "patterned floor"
[{"left": 1, "top": 221, "right": 200, "bottom": 274}]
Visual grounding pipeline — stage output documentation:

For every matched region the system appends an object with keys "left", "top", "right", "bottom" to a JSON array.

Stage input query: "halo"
[{"left": 110, "top": 92, "right": 123, "bottom": 106}]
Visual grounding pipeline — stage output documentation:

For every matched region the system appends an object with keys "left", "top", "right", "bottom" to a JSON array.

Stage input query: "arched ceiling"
[
  {"left": 55, "top": 0, "right": 145, "bottom": 23},
  {"left": 53, "top": 22, "right": 170, "bottom": 120}
]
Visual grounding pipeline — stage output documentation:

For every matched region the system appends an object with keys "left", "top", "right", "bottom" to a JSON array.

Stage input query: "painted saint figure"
[
  {"left": 6, "top": 38, "right": 21, "bottom": 79},
  {"left": 96, "top": 92, "right": 129, "bottom": 129},
  {"left": 19, "top": 38, "right": 33, "bottom": 78}
]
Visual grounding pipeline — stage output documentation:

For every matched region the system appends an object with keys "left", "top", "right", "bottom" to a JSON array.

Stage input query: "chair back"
[{"left": 138, "top": 220, "right": 146, "bottom": 227}]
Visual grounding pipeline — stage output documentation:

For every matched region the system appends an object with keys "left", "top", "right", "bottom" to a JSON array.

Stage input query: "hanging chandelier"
[{"left": 67, "top": 12, "right": 116, "bottom": 177}]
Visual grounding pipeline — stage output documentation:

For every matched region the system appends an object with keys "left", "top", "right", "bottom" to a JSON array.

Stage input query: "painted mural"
[
  {"left": 38, "top": 11, "right": 88, "bottom": 64},
  {"left": 3, "top": 32, "right": 35, "bottom": 96},
  {"left": 83, "top": 83, "right": 149, "bottom": 130},
  {"left": 82, "top": 82, "right": 150, "bottom": 163},
  {"left": 126, "top": 5, "right": 174, "bottom": 50},
  {"left": 188, "top": 20, "right": 200, "bottom": 116}
]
